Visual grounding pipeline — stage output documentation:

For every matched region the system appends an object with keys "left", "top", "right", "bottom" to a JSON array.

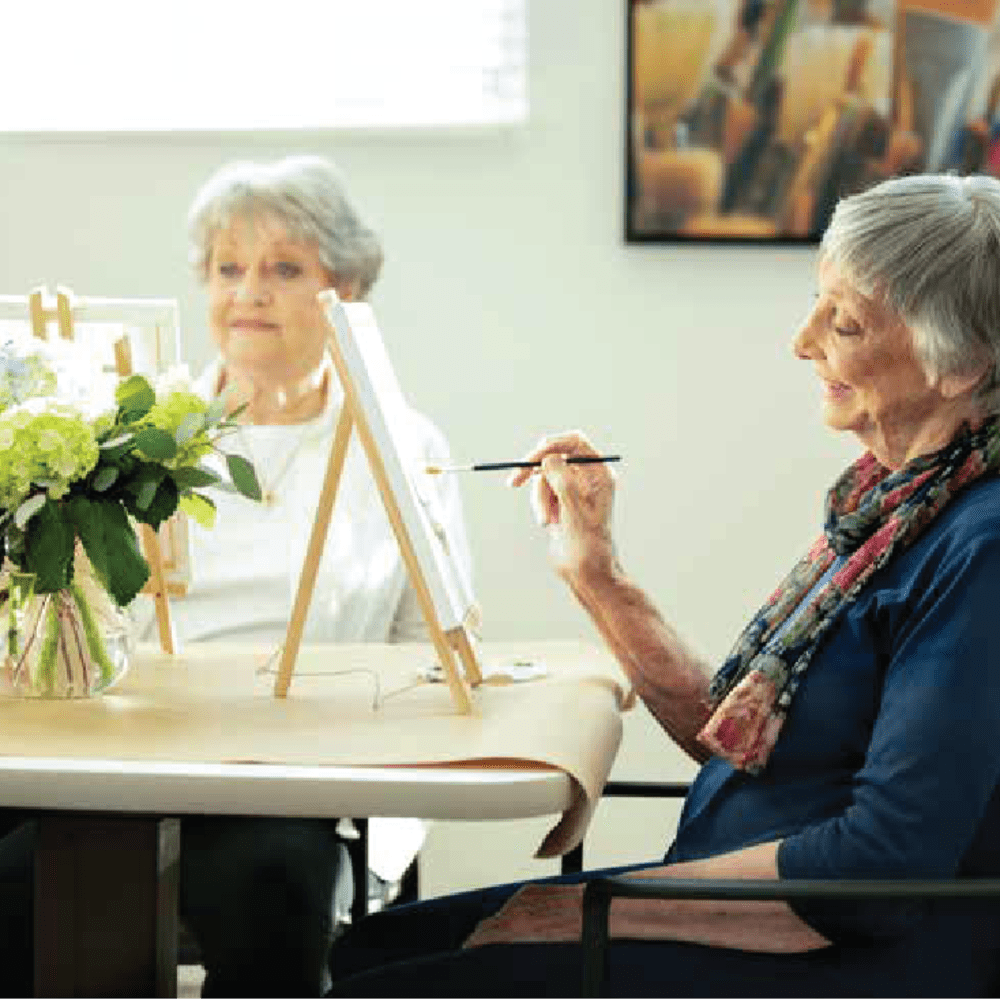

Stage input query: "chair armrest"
[
  {"left": 580, "top": 876, "right": 1000, "bottom": 995},
  {"left": 601, "top": 780, "right": 690, "bottom": 799}
]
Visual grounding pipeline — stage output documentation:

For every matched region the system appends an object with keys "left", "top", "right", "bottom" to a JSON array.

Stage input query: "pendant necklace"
[
  {"left": 236, "top": 426, "right": 315, "bottom": 508},
  {"left": 221, "top": 359, "right": 332, "bottom": 507}
]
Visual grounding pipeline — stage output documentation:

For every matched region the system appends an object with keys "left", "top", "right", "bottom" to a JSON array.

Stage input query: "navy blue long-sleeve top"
[{"left": 665, "top": 475, "right": 1000, "bottom": 989}]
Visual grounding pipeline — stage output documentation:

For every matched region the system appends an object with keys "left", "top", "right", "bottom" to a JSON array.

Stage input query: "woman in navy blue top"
[{"left": 327, "top": 174, "right": 1000, "bottom": 997}]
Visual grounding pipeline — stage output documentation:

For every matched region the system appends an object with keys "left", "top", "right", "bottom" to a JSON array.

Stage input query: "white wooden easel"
[{"left": 273, "top": 294, "right": 483, "bottom": 714}]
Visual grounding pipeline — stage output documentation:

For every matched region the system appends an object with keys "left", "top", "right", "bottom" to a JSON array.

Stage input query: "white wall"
[{"left": 0, "top": 0, "right": 859, "bottom": 894}]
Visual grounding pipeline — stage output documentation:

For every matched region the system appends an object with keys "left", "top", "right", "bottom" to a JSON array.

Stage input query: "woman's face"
[
  {"left": 206, "top": 214, "right": 350, "bottom": 390},
  {"left": 793, "top": 259, "right": 959, "bottom": 467}
]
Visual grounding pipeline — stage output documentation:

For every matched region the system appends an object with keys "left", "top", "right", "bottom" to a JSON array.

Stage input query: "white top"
[{"left": 134, "top": 358, "right": 473, "bottom": 649}]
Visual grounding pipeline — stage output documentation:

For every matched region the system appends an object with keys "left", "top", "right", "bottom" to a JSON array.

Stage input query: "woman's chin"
[{"left": 820, "top": 403, "right": 860, "bottom": 434}]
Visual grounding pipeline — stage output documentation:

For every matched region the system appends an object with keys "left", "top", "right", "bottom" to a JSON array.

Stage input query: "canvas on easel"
[{"left": 273, "top": 289, "right": 482, "bottom": 713}]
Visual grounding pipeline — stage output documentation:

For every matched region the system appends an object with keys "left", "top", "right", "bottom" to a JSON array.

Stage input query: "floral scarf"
[{"left": 698, "top": 417, "right": 1000, "bottom": 775}]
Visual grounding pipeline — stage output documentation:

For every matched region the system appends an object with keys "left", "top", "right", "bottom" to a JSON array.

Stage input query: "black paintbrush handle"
[{"left": 472, "top": 455, "right": 621, "bottom": 472}]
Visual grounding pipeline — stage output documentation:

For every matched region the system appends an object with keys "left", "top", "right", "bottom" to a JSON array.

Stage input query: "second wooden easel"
[
  {"left": 27, "top": 286, "right": 178, "bottom": 655},
  {"left": 272, "top": 293, "right": 482, "bottom": 713}
]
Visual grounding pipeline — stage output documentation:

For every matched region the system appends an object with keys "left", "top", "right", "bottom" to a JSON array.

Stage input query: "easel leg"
[
  {"left": 275, "top": 406, "right": 354, "bottom": 698},
  {"left": 140, "top": 524, "right": 177, "bottom": 655},
  {"left": 449, "top": 627, "right": 483, "bottom": 687},
  {"left": 431, "top": 639, "right": 475, "bottom": 714}
]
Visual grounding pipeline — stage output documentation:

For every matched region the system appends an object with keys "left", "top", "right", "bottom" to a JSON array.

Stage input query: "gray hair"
[
  {"left": 820, "top": 173, "right": 1000, "bottom": 413},
  {"left": 187, "top": 155, "right": 383, "bottom": 298}
]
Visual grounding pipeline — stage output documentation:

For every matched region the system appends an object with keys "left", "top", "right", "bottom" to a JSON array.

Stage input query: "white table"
[{"left": 0, "top": 640, "right": 626, "bottom": 996}]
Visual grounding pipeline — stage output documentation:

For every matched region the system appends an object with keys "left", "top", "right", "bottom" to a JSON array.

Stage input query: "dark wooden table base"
[{"left": 34, "top": 814, "right": 180, "bottom": 998}]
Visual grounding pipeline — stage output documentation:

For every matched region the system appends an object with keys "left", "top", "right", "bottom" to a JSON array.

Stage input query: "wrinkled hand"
[
  {"left": 508, "top": 431, "right": 617, "bottom": 583},
  {"left": 463, "top": 884, "right": 585, "bottom": 949}
]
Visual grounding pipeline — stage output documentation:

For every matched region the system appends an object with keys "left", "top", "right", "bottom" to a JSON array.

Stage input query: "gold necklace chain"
[{"left": 235, "top": 424, "right": 315, "bottom": 507}]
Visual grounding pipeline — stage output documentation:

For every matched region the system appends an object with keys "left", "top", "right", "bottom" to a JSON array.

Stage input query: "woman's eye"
[
  {"left": 275, "top": 262, "right": 301, "bottom": 278},
  {"left": 217, "top": 263, "right": 241, "bottom": 278}
]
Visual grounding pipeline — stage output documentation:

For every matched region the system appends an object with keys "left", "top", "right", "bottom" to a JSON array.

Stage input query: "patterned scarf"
[{"left": 698, "top": 416, "right": 1000, "bottom": 775}]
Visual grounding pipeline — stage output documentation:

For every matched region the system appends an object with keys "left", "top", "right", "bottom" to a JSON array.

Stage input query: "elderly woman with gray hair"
[
  {"left": 324, "top": 173, "right": 1000, "bottom": 997},
  {"left": 138, "top": 155, "right": 471, "bottom": 996}
]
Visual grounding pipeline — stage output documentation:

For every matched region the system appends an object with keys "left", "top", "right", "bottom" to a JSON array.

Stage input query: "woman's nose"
[
  {"left": 792, "top": 309, "right": 820, "bottom": 361},
  {"left": 234, "top": 271, "right": 271, "bottom": 305}
]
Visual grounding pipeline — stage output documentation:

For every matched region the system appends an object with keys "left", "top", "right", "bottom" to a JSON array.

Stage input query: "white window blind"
[{"left": 1, "top": 0, "right": 526, "bottom": 131}]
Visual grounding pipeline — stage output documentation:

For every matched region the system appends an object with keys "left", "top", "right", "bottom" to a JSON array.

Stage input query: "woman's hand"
[
  {"left": 509, "top": 431, "right": 618, "bottom": 585},
  {"left": 462, "top": 884, "right": 585, "bottom": 949}
]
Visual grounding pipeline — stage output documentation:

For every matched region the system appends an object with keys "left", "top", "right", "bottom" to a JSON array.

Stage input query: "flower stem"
[
  {"left": 35, "top": 597, "right": 61, "bottom": 696},
  {"left": 69, "top": 582, "right": 114, "bottom": 685}
]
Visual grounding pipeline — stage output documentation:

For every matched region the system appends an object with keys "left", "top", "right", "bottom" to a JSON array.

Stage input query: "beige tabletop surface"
[{"left": 0, "top": 640, "right": 630, "bottom": 857}]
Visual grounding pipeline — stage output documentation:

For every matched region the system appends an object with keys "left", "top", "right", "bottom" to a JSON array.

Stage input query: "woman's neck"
[
  {"left": 218, "top": 363, "right": 330, "bottom": 425},
  {"left": 862, "top": 398, "right": 986, "bottom": 470}
]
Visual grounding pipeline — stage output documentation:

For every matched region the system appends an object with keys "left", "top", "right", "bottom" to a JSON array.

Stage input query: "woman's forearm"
[
  {"left": 609, "top": 842, "right": 831, "bottom": 953},
  {"left": 566, "top": 560, "right": 714, "bottom": 761}
]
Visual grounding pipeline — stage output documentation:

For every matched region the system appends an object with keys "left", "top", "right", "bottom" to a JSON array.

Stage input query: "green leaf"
[
  {"left": 133, "top": 476, "right": 179, "bottom": 530},
  {"left": 133, "top": 427, "right": 177, "bottom": 461},
  {"left": 206, "top": 396, "right": 228, "bottom": 424},
  {"left": 179, "top": 492, "right": 216, "bottom": 529},
  {"left": 136, "top": 479, "right": 159, "bottom": 510},
  {"left": 92, "top": 466, "right": 119, "bottom": 492},
  {"left": 226, "top": 453, "right": 262, "bottom": 502},
  {"left": 122, "top": 462, "right": 165, "bottom": 493},
  {"left": 79, "top": 500, "right": 149, "bottom": 606},
  {"left": 23, "top": 500, "right": 75, "bottom": 594},
  {"left": 99, "top": 436, "right": 138, "bottom": 464},
  {"left": 170, "top": 465, "right": 221, "bottom": 491},
  {"left": 14, "top": 494, "right": 47, "bottom": 530},
  {"left": 63, "top": 496, "right": 110, "bottom": 594},
  {"left": 115, "top": 375, "right": 155, "bottom": 418},
  {"left": 175, "top": 411, "right": 205, "bottom": 444}
]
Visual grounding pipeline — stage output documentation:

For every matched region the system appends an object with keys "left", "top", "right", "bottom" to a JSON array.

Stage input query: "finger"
[
  {"left": 507, "top": 431, "right": 599, "bottom": 488},
  {"left": 529, "top": 469, "right": 558, "bottom": 526},
  {"left": 539, "top": 453, "right": 574, "bottom": 512}
]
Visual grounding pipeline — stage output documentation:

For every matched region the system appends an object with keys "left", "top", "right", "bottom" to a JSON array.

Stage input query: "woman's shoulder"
[
  {"left": 914, "top": 474, "right": 1000, "bottom": 571},
  {"left": 943, "top": 474, "right": 1000, "bottom": 540}
]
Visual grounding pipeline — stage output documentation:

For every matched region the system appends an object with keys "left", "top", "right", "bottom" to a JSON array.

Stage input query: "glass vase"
[{"left": 1, "top": 560, "right": 131, "bottom": 699}]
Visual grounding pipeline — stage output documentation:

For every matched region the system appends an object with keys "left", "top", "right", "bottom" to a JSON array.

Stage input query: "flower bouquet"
[{"left": 0, "top": 338, "right": 260, "bottom": 697}]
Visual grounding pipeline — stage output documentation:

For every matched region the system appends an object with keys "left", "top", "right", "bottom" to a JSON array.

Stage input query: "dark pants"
[
  {"left": 181, "top": 816, "right": 343, "bottom": 997},
  {"left": 0, "top": 811, "right": 342, "bottom": 998},
  {"left": 325, "top": 867, "right": 979, "bottom": 998}
]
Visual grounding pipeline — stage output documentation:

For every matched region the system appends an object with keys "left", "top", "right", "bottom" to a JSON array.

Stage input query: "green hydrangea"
[
  {"left": 141, "top": 390, "right": 213, "bottom": 469},
  {"left": 0, "top": 401, "right": 99, "bottom": 511}
]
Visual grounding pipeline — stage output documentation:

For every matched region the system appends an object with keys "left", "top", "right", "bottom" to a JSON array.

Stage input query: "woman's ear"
[{"left": 938, "top": 363, "right": 991, "bottom": 400}]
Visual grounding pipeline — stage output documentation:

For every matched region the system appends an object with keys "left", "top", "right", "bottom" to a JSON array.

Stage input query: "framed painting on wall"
[{"left": 626, "top": 0, "right": 1000, "bottom": 243}]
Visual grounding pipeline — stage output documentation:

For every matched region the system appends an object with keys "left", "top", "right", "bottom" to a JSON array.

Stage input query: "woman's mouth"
[
  {"left": 822, "top": 379, "right": 852, "bottom": 400},
  {"left": 230, "top": 319, "right": 278, "bottom": 331}
]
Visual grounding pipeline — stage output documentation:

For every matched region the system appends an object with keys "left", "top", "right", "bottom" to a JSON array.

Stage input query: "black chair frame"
[{"left": 562, "top": 781, "right": 1000, "bottom": 996}]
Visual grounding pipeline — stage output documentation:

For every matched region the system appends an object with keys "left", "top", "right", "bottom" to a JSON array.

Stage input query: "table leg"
[{"left": 33, "top": 814, "right": 180, "bottom": 998}]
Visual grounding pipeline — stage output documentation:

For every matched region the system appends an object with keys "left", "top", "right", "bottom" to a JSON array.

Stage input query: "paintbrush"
[{"left": 425, "top": 455, "right": 621, "bottom": 474}]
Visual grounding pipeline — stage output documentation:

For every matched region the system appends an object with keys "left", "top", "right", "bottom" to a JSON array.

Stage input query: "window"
[{"left": 1, "top": 0, "right": 526, "bottom": 131}]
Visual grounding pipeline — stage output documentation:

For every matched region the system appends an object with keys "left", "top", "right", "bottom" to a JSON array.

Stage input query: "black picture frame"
[{"left": 625, "top": 0, "right": 1000, "bottom": 245}]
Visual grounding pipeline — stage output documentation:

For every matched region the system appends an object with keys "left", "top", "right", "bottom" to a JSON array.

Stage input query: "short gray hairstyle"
[
  {"left": 820, "top": 173, "right": 1000, "bottom": 412},
  {"left": 187, "top": 155, "right": 384, "bottom": 298}
]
